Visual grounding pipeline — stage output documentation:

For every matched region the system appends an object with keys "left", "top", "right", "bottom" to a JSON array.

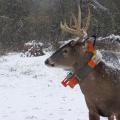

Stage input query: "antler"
[{"left": 60, "top": 5, "right": 91, "bottom": 39}]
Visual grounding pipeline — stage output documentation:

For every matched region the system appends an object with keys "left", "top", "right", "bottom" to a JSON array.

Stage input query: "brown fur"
[
  {"left": 45, "top": 40, "right": 120, "bottom": 120},
  {"left": 79, "top": 62, "right": 120, "bottom": 119}
]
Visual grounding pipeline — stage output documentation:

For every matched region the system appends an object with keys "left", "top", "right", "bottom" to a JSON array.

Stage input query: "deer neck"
[
  {"left": 74, "top": 58, "right": 120, "bottom": 84},
  {"left": 72, "top": 51, "right": 103, "bottom": 80}
]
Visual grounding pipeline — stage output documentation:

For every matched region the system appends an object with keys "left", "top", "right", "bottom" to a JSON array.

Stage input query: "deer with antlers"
[{"left": 45, "top": 5, "right": 120, "bottom": 120}]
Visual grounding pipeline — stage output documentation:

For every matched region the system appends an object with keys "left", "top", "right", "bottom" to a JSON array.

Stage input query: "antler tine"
[
  {"left": 71, "top": 5, "right": 81, "bottom": 30},
  {"left": 60, "top": 21, "right": 77, "bottom": 35},
  {"left": 77, "top": 5, "right": 81, "bottom": 30},
  {"left": 83, "top": 6, "right": 91, "bottom": 32},
  {"left": 71, "top": 13, "right": 78, "bottom": 28},
  {"left": 60, "top": 4, "right": 90, "bottom": 39},
  {"left": 60, "top": 20, "right": 84, "bottom": 37}
]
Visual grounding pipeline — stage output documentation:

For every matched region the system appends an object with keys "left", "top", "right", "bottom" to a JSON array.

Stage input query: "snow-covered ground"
[{"left": 0, "top": 53, "right": 107, "bottom": 120}]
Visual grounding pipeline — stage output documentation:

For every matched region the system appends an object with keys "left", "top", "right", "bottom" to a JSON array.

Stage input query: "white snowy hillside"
[{"left": 0, "top": 52, "right": 108, "bottom": 120}]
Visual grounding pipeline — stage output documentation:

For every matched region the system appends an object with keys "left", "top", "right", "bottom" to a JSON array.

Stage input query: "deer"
[{"left": 45, "top": 5, "right": 120, "bottom": 120}]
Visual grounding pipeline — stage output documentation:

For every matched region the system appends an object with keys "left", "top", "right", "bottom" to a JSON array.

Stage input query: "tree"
[{"left": 0, "top": 0, "right": 33, "bottom": 49}]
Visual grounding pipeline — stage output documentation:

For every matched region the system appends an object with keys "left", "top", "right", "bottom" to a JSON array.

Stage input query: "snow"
[
  {"left": 0, "top": 53, "right": 107, "bottom": 120},
  {"left": 98, "top": 34, "right": 120, "bottom": 44},
  {"left": 108, "top": 34, "right": 120, "bottom": 40},
  {"left": 25, "top": 40, "right": 43, "bottom": 46},
  {"left": 98, "top": 50, "right": 120, "bottom": 70},
  {"left": 98, "top": 34, "right": 120, "bottom": 43}
]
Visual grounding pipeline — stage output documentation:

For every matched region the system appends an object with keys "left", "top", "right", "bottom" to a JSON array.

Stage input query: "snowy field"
[{"left": 0, "top": 53, "right": 107, "bottom": 120}]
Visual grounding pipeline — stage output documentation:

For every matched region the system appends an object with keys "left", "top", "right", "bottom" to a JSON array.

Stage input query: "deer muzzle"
[{"left": 45, "top": 58, "right": 55, "bottom": 67}]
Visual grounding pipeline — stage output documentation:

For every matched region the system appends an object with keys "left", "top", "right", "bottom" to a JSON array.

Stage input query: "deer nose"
[
  {"left": 45, "top": 59, "right": 49, "bottom": 65},
  {"left": 45, "top": 59, "right": 55, "bottom": 67}
]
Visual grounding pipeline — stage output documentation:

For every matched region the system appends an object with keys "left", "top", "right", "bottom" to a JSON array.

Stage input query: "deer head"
[{"left": 45, "top": 5, "right": 92, "bottom": 71}]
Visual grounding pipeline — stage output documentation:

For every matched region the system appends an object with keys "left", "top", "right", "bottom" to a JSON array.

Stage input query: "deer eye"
[{"left": 63, "top": 49, "right": 68, "bottom": 54}]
